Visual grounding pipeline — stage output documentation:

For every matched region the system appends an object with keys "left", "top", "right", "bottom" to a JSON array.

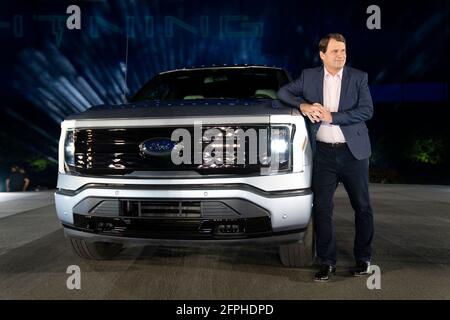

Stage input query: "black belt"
[{"left": 317, "top": 141, "right": 347, "bottom": 148}]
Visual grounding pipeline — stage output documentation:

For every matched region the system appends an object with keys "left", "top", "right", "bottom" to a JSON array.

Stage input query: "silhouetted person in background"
[{"left": 5, "top": 165, "right": 30, "bottom": 192}]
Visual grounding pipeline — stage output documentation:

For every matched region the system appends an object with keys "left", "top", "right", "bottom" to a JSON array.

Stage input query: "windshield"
[{"left": 131, "top": 68, "right": 289, "bottom": 101}]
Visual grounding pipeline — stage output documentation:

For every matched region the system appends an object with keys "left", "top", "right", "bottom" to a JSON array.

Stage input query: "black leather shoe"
[
  {"left": 350, "top": 261, "right": 371, "bottom": 276},
  {"left": 314, "top": 265, "right": 336, "bottom": 282}
]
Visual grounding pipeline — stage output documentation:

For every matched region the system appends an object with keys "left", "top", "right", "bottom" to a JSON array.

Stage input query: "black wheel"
[
  {"left": 69, "top": 238, "right": 123, "bottom": 260},
  {"left": 279, "top": 220, "right": 315, "bottom": 268}
]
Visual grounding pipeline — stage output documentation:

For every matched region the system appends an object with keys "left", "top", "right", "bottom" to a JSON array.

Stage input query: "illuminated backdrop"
[{"left": 0, "top": 0, "right": 448, "bottom": 188}]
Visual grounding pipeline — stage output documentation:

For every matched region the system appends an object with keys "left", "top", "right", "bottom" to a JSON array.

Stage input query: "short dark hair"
[{"left": 319, "top": 33, "right": 346, "bottom": 53}]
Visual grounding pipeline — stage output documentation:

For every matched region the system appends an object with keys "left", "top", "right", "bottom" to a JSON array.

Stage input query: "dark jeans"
[{"left": 312, "top": 142, "right": 374, "bottom": 266}]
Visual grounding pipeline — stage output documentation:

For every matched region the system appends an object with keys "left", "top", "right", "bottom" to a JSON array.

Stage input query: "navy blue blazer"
[{"left": 277, "top": 66, "right": 374, "bottom": 160}]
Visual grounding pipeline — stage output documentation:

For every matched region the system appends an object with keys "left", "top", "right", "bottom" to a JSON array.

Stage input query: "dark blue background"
[{"left": 0, "top": 0, "right": 448, "bottom": 189}]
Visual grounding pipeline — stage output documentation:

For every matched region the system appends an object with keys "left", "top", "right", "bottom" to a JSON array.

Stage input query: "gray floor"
[{"left": 0, "top": 184, "right": 449, "bottom": 300}]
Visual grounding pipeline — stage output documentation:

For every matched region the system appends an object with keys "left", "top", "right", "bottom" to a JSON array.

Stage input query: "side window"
[
  {"left": 277, "top": 70, "right": 291, "bottom": 87},
  {"left": 144, "top": 82, "right": 169, "bottom": 100}
]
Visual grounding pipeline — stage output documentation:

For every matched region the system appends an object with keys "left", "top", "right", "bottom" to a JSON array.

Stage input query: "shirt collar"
[{"left": 324, "top": 67, "right": 343, "bottom": 79}]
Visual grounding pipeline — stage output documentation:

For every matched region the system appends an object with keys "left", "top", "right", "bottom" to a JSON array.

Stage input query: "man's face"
[{"left": 320, "top": 39, "right": 346, "bottom": 71}]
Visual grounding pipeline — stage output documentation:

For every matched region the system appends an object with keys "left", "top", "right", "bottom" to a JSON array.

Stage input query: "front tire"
[
  {"left": 69, "top": 238, "right": 123, "bottom": 260},
  {"left": 279, "top": 220, "right": 315, "bottom": 268}
]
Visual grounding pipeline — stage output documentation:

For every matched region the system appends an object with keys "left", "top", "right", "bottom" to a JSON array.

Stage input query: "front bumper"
[
  {"left": 55, "top": 182, "right": 312, "bottom": 243},
  {"left": 64, "top": 227, "right": 307, "bottom": 246}
]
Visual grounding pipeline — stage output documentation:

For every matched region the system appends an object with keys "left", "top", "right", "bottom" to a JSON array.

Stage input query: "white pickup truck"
[{"left": 55, "top": 65, "right": 314, "bottom": 267}]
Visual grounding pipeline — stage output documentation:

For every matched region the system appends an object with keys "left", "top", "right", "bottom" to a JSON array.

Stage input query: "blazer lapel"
[
  {"left": 338, "top": 67, "right": 351, "bottom": 111},
  {"left": 317, "top": 66, "right": 324, "bottom": 105}
]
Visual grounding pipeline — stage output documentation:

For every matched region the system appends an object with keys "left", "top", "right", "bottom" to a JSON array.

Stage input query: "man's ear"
[{"left": 319, "top": 51, "right": 325, "bottom": 61}]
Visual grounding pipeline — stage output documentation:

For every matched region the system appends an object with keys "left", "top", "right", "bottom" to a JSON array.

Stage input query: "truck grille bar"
[{"left": 69, "top": 125, "right": 275, "bottom": 175}]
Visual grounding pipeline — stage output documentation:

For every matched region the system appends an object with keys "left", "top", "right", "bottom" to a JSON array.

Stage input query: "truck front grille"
[
  {"left": 123, "top": 200, "right": 202, "bottom": 218},
  {"left": 67, "top": 125, "right": 281, "bottom": 175}
]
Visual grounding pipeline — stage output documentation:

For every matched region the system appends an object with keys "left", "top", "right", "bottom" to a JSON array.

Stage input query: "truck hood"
[{"left": 65, "top": 99, "right": 296, "bottom": 120}]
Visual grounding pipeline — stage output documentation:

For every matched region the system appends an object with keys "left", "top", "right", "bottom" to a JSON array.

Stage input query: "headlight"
[
  {"left": 269, "top": 125, "right": 292, "bottom": 172},
  {"left": 64, "top": 130, "right": 75, "bottom": 171}
]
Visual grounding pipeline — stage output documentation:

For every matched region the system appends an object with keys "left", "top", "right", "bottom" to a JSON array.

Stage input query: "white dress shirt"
[{"left": 316, "top": 67, "right": 346, "bottom": 143}]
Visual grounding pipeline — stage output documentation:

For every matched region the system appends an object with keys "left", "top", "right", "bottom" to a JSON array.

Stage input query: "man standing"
[{"left": 277, "top": 33, "right": 374, "bottom": 282}]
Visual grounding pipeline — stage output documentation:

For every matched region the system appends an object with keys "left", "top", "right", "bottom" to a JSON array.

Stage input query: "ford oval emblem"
[{"left": 139, "top": 137, "right": 176, "bottom": 157}]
